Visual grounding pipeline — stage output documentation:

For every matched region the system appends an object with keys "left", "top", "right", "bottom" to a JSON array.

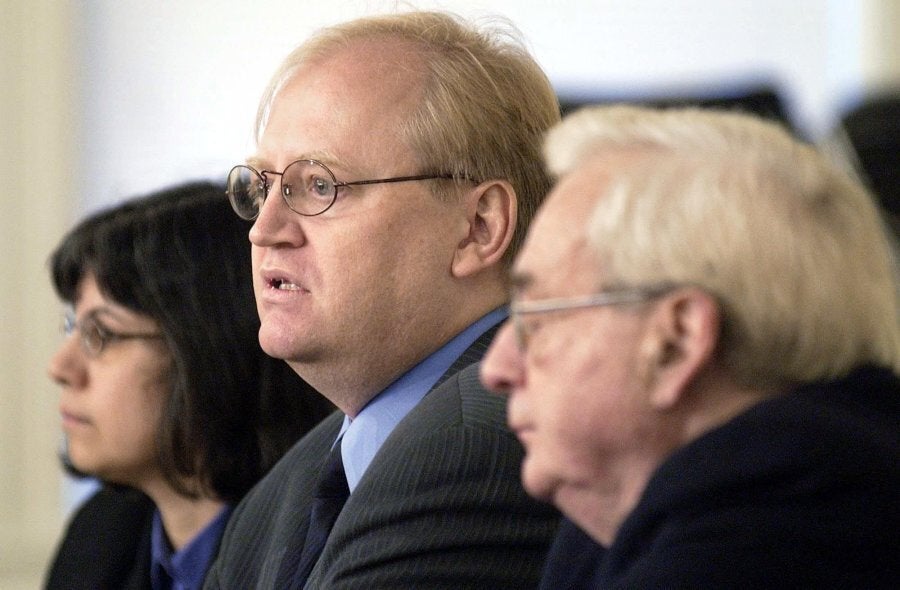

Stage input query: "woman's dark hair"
[{"left": 50, "top": 181, "right": 334, "bottom": 503}]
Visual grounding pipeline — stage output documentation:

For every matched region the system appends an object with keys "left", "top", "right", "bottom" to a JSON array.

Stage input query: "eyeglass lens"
[
  {"left": 513, "top": 313, "right": 531, "bottom": 351},
  {"left": 227, "top": 160, "right": 338, "bottom": 219},
  {"left": 63, "top": 313, "right": 105, "bottom": 355}
]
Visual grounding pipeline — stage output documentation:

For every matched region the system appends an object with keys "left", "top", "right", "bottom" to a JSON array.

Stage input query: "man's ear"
[
  {"left": 451, "top": 180, "right": 517, "bottom": 278},
  {"left": 639, "top": 288, "right": 720, "bottom": 411}
]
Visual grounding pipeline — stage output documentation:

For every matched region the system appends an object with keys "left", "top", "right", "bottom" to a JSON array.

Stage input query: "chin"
[
  {"left": 258, "top": 337, "right": 289, "bottom": 360},
  {"left": 66, "top": 454, "right": 99, "bottom": 478},
  {"left": 520, "top": 460, "right": 556, "bottom": 503},
  {"left": 65, "top": 445, "right": 88, "bottom": 468},
  {"left": 258, "top": 324, "right": 302, "bottom": 360},
  {"left": 259, "top": 327, "right": 325, "bottom": 366}
]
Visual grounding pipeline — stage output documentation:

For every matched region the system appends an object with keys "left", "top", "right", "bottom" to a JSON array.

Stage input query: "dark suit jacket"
[
  {"left": 205, "top": 330, "right": 560, "bottom": 589},
  {"left": 538, "top": 517, "right": 605, "bottom": 589},
  {"left": 45, "top": 485, "right": 155, "bottom": 590},
  {"left": 539, "top": 365, "right": 900, "bottom": 589}
]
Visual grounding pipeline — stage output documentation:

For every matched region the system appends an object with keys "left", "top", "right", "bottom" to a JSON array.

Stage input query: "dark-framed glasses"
[
  {"left": 510, "top": 285, "right": 676, "bottom": 351},
  {"left": 226, "top": 158, "right": 460, "bottom": 220},
  {"left": 63, "top": 311, "right": 164, "bottom": 357}
]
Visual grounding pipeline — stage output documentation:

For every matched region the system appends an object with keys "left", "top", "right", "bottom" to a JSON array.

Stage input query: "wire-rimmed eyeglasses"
[
  {"left": 226, "top": 159, "right": 463, "bottom": 220},
  {"left": 510, "top": 285, "right": 676, "bottom": 351},
  {"left": 63, "top": 311, "right": 164, "bottom": 358}
]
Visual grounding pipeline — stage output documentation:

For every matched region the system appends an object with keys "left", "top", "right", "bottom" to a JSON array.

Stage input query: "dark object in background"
[
  {"left": 838, "top": 92, "right": 900, "bottom": 216},
  {"left": 559, "top": 84, "right": 793, "bottom": 131}
]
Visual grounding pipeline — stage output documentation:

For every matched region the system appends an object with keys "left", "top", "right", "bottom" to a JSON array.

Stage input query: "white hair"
[{"left": 545, "top": 105, "right": 900, "bottom": 387}]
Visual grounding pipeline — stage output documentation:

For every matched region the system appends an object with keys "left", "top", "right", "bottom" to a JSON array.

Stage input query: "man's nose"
[{"left": 480, "top": 321, "right": 525, "bottom": 396}]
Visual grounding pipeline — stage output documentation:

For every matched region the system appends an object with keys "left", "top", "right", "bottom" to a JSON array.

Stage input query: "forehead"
[
  {"left": 74, "top": 273, "right": 158, "bottom": 328},
  {"left": 514, "top": 149, "right": 649, "bottom": 292},
  {"left": 74, "top": 272, "right": 107, "bottom": 306},
  {"left": 513, "top": 169, "right": 605, "bottom": 293},
  {"left": 257, "top": 39, "right": 427, "bottom": 169}
]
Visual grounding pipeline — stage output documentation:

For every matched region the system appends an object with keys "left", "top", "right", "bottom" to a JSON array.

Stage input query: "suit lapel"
[{"left": 305, "top": 319, "right": 504, "bottom": 586}]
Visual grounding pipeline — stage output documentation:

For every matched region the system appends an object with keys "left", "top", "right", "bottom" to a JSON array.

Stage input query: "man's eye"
[
  {"left": 523, "top": 317, "right": 543, "bottom": 339},
  {"left": 311, "top": 177, "right": 332, "bottom": 197}
]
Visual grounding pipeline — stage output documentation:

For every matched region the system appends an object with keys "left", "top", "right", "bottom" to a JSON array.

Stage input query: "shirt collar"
[
  {"left": 339, "top": 307, "right": 506, "bottom": 491},
  {"left": 150, "top": 504, "right": 232, "bottom": 590}
]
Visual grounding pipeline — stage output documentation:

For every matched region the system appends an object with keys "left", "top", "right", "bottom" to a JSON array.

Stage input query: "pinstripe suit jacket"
[{"left": 204, "top": 329, "right": 559, "bottom": 589}]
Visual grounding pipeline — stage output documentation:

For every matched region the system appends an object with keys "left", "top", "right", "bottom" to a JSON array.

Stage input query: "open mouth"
[{"left": 269, "top": 278, "right": 302, "bottom": 291}]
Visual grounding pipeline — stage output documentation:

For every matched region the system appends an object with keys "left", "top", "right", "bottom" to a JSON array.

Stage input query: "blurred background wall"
[{"left": 2, "top": 0, "right": 897, "bottom": 587}]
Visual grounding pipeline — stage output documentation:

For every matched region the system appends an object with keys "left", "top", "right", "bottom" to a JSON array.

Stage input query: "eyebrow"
[
  {"left": 245, "top": 155, "right": 267, "bottom": 169},
  {"left": 246, "top": 149, "right": 347, "bottom": 171},
  {"left": 81, "top": 306, "right": 146, "bottom": 330},
  {"left": 82, "top": 307, "right": 123, "bottom": 325}
]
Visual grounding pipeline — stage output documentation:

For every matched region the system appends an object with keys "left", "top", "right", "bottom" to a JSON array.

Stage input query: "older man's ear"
[{"left": 637, "top": 287, "right": 721, "bottom": 411}]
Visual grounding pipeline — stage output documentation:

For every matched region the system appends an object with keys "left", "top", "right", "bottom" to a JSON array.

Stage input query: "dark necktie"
[{"left": 288, "top": 437, "right": 350, "bottom": 589}]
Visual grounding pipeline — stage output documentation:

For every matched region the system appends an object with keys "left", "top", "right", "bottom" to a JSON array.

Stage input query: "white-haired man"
[{"left": 482, "top": 105, "right": 900, "bottom": 588}]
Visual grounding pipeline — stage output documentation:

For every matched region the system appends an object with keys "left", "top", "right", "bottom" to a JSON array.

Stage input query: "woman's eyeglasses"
[{"left": 63, "top": 312, "right": 164, "bottom": 357}]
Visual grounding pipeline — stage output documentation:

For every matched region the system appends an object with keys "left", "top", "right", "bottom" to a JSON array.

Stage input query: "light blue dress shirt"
[{"left": 337, "top": 307, "right": 506, "bottom": 491}]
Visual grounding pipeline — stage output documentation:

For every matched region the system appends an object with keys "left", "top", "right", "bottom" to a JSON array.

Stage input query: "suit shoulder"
[
  {"left": 208, "top": 411, "right": 343, "bottom": 587},
  {"left": 46, "top": 486, "right": 154, "bottom": 590},
  {"left": 406, "top": 361, "right": 508, "bottom": 433},
  {"left": 75, "top": 485, "right": 153, "bottom": 519}
]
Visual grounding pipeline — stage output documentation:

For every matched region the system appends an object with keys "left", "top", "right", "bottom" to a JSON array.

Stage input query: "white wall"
[
  {"left": 2, "top": 1, "right": 897, "bottom": 588},
  {"left": 75, "top": 0, "right": 885, "bottom": 212}
]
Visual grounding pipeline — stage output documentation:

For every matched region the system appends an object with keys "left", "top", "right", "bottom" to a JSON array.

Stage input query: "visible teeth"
[{"left": 277, "top": 281, "right": 301, "bottom": 291}]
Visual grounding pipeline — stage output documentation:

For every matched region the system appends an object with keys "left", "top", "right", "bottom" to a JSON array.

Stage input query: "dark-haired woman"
[{"left": 44, "top": 181, "right": 334, "bottom": 590}]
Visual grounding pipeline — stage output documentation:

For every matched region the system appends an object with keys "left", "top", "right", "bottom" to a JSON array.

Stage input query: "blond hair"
[{"left": 257, "top": 11, "right": 561, "bottom": 262}]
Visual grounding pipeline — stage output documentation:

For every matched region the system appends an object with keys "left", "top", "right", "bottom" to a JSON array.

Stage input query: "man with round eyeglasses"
[{"left": 206, "top": 10, "right": 561, "bottom": 590}]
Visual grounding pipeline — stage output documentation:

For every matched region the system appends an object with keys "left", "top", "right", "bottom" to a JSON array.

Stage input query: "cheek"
[
  {"left": 251, "top": 247, "right": 264, "bottom": 282},
  {"left": 534, "top": 385, "right": 602, "bottom": 468},
  {"left": 517, "top": 404, "right": 596, "bottom": 504},
  {"left": 67, "top": 375, "right": 167, "bottom": 479},
  {"left": 524, "top": 332, "right": 640, "bottom": 470},
  {"left": 329, "top": 214, "right": 454, "bottom": 318},
  {"left": 104, "top": 354, "right": 170, "bottom": 440},
  {"left": 528, "top": 336, "right": 610, "bottom": 428},
  {"left": 381, "top": 198, "right": 459, "bottom": 269},
  {"left": 515, "top": 367, "right": 593, "bottom": 494},
  {"left": 312, "top": 221, "right": 395, "bottom": 299},
  {"left": 123, "top": 365, "right": 168, "bottom": 424}
]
